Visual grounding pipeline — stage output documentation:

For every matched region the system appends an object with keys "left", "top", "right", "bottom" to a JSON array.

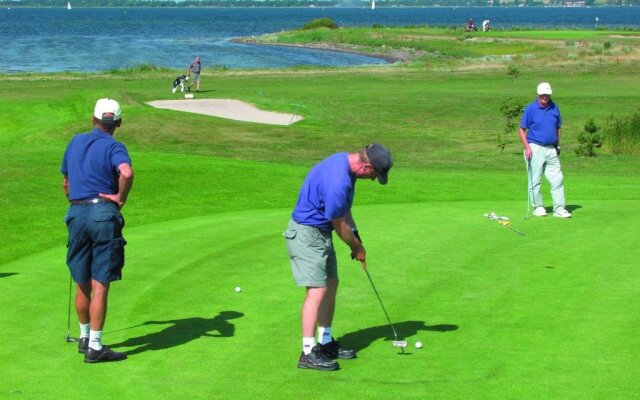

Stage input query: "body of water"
[{"left": 1, "top": 6, "right": 638, "bottom": 72}]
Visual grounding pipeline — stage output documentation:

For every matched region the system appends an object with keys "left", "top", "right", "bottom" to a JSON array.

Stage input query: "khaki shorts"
[{"left": 284, "top": 219, "right": 337, "bottom": 287}]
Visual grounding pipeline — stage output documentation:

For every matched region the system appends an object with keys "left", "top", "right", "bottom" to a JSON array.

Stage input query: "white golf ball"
[
  {"left": 415, "top": 341, "right": 423, "bottom": 349},
  {"left": 235, "top": 286, "right": 242, "bottom": 293}
]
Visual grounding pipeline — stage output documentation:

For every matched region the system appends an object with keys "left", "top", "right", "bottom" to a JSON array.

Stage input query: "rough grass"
[
  {"left": 1, "top": 48, "right": 639, "bottom": 399},
  {"left": 246, "top": 27, "right": 640, "bottom": 70}
]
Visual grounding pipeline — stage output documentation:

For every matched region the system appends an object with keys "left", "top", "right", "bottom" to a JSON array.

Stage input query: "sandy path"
[{"left": 146, "top": 99, "right": 304, "bottom": 126}]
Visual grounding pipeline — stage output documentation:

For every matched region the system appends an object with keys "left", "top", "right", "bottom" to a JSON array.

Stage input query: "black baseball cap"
[{"left": 366, "top": 143, "right": 393, "bottom": 185}]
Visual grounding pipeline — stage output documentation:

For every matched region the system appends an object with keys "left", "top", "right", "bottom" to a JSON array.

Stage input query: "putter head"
[
  {"left": 65, "top": 335, "right": 79, "bottom": 343},
  {"left": 392, "top": 340, "right": 408, "bottom": 348}
]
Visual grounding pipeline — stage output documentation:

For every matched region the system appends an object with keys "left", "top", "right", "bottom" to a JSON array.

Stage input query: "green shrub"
[
  {"left": 575, "top": 118, "right": 602, "bottom": 157},
  {"left": 302, "top": 18, "right": 338, "bottom": 31},
  {"left": 602, "top": 110, "right": 640, "bottom": 155},
  {"left": 507, "top": 65, "right": 520, "bottom": 80},
  {"left": 498, "top": 97, "right": 525, "bottom": 153}
]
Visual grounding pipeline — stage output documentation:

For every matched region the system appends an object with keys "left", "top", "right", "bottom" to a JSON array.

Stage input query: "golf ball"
[
  {"left": 235, "top": 286, "right": 242, "bottom": 293},
  {"left": 415, "top": 341, "right": 423, "bottom": 349}
]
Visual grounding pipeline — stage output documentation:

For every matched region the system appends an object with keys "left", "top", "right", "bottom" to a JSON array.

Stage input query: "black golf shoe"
[
  {"left": 78, "top": 337, "right": 89, "bottom": 354},
  {"left": 84, "top": 346, "right": 127, "bottom": 364},
  {"left": 297, "top": 346, "right": 339, "bottom": 371},
  {"left": 318, "top": 338, "right": 356, "bottom": 359}
]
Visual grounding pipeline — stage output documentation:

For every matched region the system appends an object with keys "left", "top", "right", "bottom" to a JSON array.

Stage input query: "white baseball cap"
[
  {"left": 536, "top": 82, "right": 552, "bottom": 96},
  {"left": 93, "top": 98, "right": 122, "bottom": 121}
]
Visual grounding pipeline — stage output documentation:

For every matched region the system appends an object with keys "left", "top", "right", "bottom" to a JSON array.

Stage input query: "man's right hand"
[{"left": 351, "top": 244, "right": 366, "bottom": 262}]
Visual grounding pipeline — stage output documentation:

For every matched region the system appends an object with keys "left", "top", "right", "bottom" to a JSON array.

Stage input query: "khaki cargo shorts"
[{"left": 283, "top": 219, "right": 337, "bottom": 287}]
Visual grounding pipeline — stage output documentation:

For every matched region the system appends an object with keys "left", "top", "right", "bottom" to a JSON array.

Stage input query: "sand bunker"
[{"left": 146, "top": 99, "right": 303, "bottom": 126}]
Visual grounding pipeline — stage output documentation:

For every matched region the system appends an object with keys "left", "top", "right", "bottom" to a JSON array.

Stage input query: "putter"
[
  {"left": 363, "top": 268, "right": 408, "bottom": 352},
  {"left": 65, "top": 275, "right": 79, "bottom": 343},
  {"left": 525, "top": 158, "right": 533, "bottom": 220}
]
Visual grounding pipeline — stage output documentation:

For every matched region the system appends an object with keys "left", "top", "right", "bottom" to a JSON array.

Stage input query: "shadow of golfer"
[
  {"left": 0, "top": 272, "right": 18, "bottom": 279},
  {"left": 565, "top": 204, "right": 582, "bottom": 213},
  {"left": 339, "top": 321, "right": 458, "bottom": 353},
  {"left": 110, "top": 310, "right": 244, "bottom": 356}
]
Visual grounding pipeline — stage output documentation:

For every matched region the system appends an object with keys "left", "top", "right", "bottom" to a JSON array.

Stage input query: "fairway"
[
  {"left": 1, "top": 45, "right": 639, "bottom": 398},
  {"left": 2, "top": 198, "right": 639, "bottom": 398}
]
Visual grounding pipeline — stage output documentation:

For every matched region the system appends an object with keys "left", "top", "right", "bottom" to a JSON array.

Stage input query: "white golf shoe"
[
  {"left": 553, "top": 208, "right": 572, "bottom": 218},
  {"left": 533, "top": 207, "right": 548, "bottom": 217}
]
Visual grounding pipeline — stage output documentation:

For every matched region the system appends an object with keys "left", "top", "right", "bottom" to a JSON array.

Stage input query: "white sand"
[{"left": 146, "top": 99, "right": 304, "bottom": 126}]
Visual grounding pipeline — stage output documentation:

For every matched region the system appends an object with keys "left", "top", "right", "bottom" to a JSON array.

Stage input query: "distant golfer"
[
  {"left": 519, "top": 82, "right": 571, "bottom": 218},
  {"left": 187, "top": 56, "right": 201, "bottom": 93},
  {"left": 284, "top": 144, "right": 393, "bottom": 371},
  {"left": 61, "top": 98, "right": 134, "bottom": 363}
]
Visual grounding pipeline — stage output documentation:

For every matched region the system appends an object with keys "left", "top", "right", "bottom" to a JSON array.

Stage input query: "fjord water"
[{"left": 1, "top": 7, "right": 638, "bottom": 72}]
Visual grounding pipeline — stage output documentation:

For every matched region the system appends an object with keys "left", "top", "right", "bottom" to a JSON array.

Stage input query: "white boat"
[
  {"left": 371, "top": 0, "right": 375, "bottom": 10},
  {"left": 67, "top": 2, "right": 71, "bottom": 10}
]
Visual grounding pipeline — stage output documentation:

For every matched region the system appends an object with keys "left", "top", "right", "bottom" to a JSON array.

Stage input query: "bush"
[
  {"left": 602, "top": 110, "right": 640, "bottom": 155},
  {"left": 302, "top": 18, "right": 338, "bottom": 31},
  {"left": 498, "top": 97, "right": 525, "bottom": 153},
  {"left": 507, "top": 65, "right": 520, "bottom": 80},
  {"left": 575, "top": 118, "right": 602, "bottom": 157}
]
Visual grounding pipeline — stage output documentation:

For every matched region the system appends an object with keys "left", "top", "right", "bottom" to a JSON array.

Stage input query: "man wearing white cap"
[
  {"left": 519, "top": 83, "right": 571, "bottom": 218},
  {"left": 61, "top": 98, "right": 134, "bottom": 363}
]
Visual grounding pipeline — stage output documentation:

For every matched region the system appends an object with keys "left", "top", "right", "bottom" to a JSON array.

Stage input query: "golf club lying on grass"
[
  {"left": 364, "top": 268, "right": 408, "bottom": 353},
  {"left": 65, "top": 275, "right": 79, "bottom": 343},
  {"left": 484, "top": 212, "right": 525, "bottom": 236}
]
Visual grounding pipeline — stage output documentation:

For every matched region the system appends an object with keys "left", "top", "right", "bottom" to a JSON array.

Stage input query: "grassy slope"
[{"left": 0, "top": 41, "right": 639, "bottom": 398}]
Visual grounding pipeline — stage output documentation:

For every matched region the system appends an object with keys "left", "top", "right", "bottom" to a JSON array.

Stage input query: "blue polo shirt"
[
  {"left": 520, "top": 98, "right": 562, "bottom": 146},
  {"left": 61, "top": 128, "right": 132, "bottom": 201},
  {"left": 291, "top": 153, "right": 356, "bottom": 231}
]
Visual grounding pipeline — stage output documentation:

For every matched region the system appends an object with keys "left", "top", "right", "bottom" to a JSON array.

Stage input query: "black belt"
[{"left": 70, "top": 198, "right": 108, "bottom": 205}]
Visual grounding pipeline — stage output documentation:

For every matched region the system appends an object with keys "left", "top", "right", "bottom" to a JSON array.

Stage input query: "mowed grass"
[{"left": 0, "top": 60, "right": 639, "bottom": 399}]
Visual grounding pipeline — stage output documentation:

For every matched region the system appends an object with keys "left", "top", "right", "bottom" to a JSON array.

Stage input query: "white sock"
[
  {"left": 302, "top": 337, "right": 316, "bottom": 355},
  {"left": 79, "top": 323, "right": 90, "bottom": 339},
  {"left": 318, "top": 326, "right": 332, "bottom": 345},
  {"left": 89, "top": 330, "right": 103, "bottom": 351}
]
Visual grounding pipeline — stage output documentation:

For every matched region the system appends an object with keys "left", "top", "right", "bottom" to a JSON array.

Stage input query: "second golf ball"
[
  {"left": 415, "top": 341, "right": 423, "bottom": 349},
  {"left": 235, "top": 286, "right": 242, "bottom": 293}
]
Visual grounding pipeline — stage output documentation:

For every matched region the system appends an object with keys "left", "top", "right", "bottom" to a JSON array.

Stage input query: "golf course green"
[{"left": 1, "top": 28, "right": 639, "bottom": 399}]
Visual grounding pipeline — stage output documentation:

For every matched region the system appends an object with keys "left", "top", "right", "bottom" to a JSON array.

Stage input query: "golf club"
[
  {"left": 525, "top": 158, "right": 533, "bottom": 220},
  {"left": 65, "top": 275, "right": 79, "bottom": 343},
  {"left": 484, "top": 212, "right": 525, "bottom": 236},
  {"left": 363, "top": 268, "right": 408, "bottom": 353}
]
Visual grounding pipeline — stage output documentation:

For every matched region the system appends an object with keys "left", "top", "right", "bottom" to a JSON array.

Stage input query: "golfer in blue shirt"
[
  {"left": 284, "top": 144, "right": 392, "bottom": 371},
  {"left": 519, "top": 82, "right": 571, "bottom": 218},
  {"left": 61, "top": 98, "right": 134, "bottom": 363}
]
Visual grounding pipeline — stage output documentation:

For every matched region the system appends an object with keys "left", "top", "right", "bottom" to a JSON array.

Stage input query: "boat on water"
[
  {"left": 67, "top": 2, "right": 71, "bottom": 10},
  {"left": 371, "top": 0, "right": 375, "bottom": 10}
]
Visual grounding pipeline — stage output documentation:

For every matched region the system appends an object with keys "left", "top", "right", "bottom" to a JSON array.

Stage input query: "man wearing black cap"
[
  {"left": 283, "top": 143, "right": 392, "bottom": 371},
  {"left": 61, "top": 98, "right": 133, "bottom": 363}
]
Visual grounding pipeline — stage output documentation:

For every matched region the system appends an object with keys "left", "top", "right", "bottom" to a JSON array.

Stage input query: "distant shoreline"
[
  {"left": 233, "top": 37, "right": 400, "bottom": 64},
  {"left": 3, "top": 5, "right": 640, "bottom": 8}
]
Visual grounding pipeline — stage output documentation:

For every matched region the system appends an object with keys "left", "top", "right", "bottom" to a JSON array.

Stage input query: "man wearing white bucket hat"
[{"left": 519, "top": 82, "right": 571, "bottom": 218}]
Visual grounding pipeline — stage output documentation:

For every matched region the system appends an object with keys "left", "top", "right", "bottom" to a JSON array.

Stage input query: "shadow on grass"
[
  {"left": 340, "top": 321, "right": 458, "bottom": 353},
  {"left": 110, "top": 310, "right": 244, "bottom": 356},
  {"left": 0, "top": 272, "right": 18, "bottom": 279},
  {"left": 565, "top": 204, "right": 582, "bottom": 213}
]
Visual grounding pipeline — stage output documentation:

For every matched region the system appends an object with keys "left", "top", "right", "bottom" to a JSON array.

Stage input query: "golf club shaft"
[
  {"left": 66, "top": 274, "right": 73, "bottom": 339},
  {"left": 526, "top": 158, "right": 533, "bottom": 220},
  {"left": 364, "top": 269, "right": 400, "bottom": 342},
  {"left": 504, "top": 224, "right": 525, "bottom": 236}
]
